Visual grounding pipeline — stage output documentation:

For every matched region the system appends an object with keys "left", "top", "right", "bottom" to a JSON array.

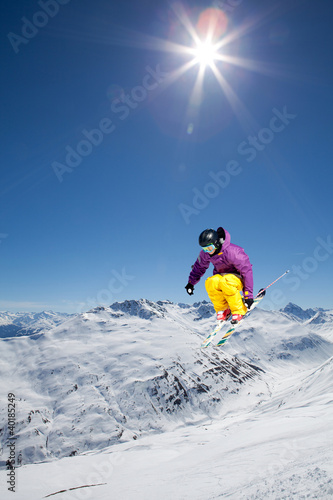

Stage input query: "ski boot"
[
  {"left": 217, "top": 309, "right": 231, "bottom": 321},
  {"left": 230, "top": 314, "right": 244, "bottom": 324}
]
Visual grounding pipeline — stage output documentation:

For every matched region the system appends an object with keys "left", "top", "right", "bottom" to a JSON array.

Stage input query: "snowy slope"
[
  {"left": 0, "top": 299, "right": 332, "bottom": 499},
  {"left": 0, "top": 300, "right": 267, "bottom": 466}
]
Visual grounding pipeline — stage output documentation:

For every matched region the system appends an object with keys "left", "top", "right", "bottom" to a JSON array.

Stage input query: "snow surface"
[{"left": 0, "top": 300, "right": 332, "bottom": 499}]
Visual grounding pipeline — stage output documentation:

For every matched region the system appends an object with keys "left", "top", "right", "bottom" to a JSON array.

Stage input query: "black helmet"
[{"left": 199, "top": 229, "right": 220, "bottom": 248}]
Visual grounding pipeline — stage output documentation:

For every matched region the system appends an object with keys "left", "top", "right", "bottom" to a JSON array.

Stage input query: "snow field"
[{"left": 0, "top": 300, "right": 332, "bottom": 499}]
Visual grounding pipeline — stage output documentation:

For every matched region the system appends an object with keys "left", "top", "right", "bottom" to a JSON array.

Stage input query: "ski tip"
[{"left": 201, "top": 341, "right": 210, "bottom": 348}]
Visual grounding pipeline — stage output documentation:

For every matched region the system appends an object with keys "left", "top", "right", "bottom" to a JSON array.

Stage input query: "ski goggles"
[{"left": 202, "top": 244, "right": 216, "bottom": 253}]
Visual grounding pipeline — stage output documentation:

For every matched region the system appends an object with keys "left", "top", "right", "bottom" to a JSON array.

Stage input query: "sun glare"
[
  {"left": 192, "top": 40, "right": 220, "bottom": 67},
  {"left": 112, "top": 4, "right": 271, "bottom": 135}
]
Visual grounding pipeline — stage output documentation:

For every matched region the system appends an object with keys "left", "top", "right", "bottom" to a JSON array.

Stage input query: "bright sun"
[{"left": 192, "top": 40, "right": 220, "bottom": 67}]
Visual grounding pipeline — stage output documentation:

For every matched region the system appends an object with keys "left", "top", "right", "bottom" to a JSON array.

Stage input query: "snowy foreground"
[{"left": 0, "top": 300, "right": 333, "bottom": 499}]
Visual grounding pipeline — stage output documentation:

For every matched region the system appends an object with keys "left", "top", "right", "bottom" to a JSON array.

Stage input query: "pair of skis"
[
  {"left": 201, "top": 294, "right": 263, "bottom": 348},
  {"left": 201, "top": 270, "right": 289, "bottom": 348}
]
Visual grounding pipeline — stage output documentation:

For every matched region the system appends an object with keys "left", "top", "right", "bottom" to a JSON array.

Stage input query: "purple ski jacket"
[{"left": 188, "top": 229, "right": 253, "bottom": 298}]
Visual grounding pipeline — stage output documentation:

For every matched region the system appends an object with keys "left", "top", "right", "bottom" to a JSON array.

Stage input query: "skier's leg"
[
  {"left": 218, "top": 274, "right": 247, "bottom": 316},
  {"left": 205, "top": 275, "right": 229, "bottom": 312}
]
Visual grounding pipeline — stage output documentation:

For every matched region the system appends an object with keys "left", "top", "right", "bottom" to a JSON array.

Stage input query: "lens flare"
[{"left": 196, "top": 8, "right": 228, "bottom": 42}]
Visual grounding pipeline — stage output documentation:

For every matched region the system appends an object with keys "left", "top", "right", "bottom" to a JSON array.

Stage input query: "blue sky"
[{"left": 1, "top": 0, "right": 332, "bottom": 313}]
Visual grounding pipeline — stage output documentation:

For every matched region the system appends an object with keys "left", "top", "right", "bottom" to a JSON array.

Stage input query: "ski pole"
[{"left": 256, "top": 270, "right": 290, "bottom": 297}]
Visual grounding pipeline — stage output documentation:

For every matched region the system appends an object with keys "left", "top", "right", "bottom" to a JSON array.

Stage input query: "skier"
[{"left": 185, "top": 227, "right": 254, "bottom": 324}]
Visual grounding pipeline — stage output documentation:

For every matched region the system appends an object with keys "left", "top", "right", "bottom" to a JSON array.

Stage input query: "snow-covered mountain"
[
  {"left": 0, "top": 299, "right": 332, "bottom": 499},
  {"left": 0, "top": 300, "right": 266, "bottom": 466},
  {"left": 280, "top": 302, "right": 319, "bottom": 320},
  {"left": 280, "top": 301, "right": 332, "bottom": 322},
  {"left": 0, "top": 311, "right": 74, "bottom": 338}
]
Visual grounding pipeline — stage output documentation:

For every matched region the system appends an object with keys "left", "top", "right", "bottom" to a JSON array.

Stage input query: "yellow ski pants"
[{"left": 205, "top": 274, "right": 247, "bottom": 316}]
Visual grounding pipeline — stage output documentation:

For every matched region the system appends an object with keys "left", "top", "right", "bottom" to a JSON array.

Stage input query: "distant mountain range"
[
  {"left": 0, "top": 311, "right": 73, "bottom": 338},
  {"left": 0, "top": 301, "right": 330, "bottom": 338},
  {"left": 280, "top": 302, "right": 328, "bottom": 322}
]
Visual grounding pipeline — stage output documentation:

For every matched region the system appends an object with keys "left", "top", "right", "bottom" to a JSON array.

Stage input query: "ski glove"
[
  {"left": 185, "top": 283, "right": 194, "bottom": 295},
  {"left": 244, "top": 298, "right": 254, "bottom": 309}
]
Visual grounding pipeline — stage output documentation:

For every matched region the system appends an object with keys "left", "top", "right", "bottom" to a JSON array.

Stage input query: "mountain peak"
[
  {"left": 108, "top": 298, "right": 167, "bottom": 319},
  {"left": 280, "top": 302, "right": 317, "bottom": 321}
]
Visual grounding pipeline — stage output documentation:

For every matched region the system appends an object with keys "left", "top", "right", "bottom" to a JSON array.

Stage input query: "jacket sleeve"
[
  {"left": 188, "top": 251, "right": 210, "bottom": 285},
  {"left": 232, "top": 247, "right": 254, "bottom": 299}
]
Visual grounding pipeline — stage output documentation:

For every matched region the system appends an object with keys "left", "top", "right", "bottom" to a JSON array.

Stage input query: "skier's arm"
[
  {"left": 188, "top": 252, "right": 210, "bottom": 285},
  {"left": 233, "top": 249, "right": 254, "bottom": 299}
]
